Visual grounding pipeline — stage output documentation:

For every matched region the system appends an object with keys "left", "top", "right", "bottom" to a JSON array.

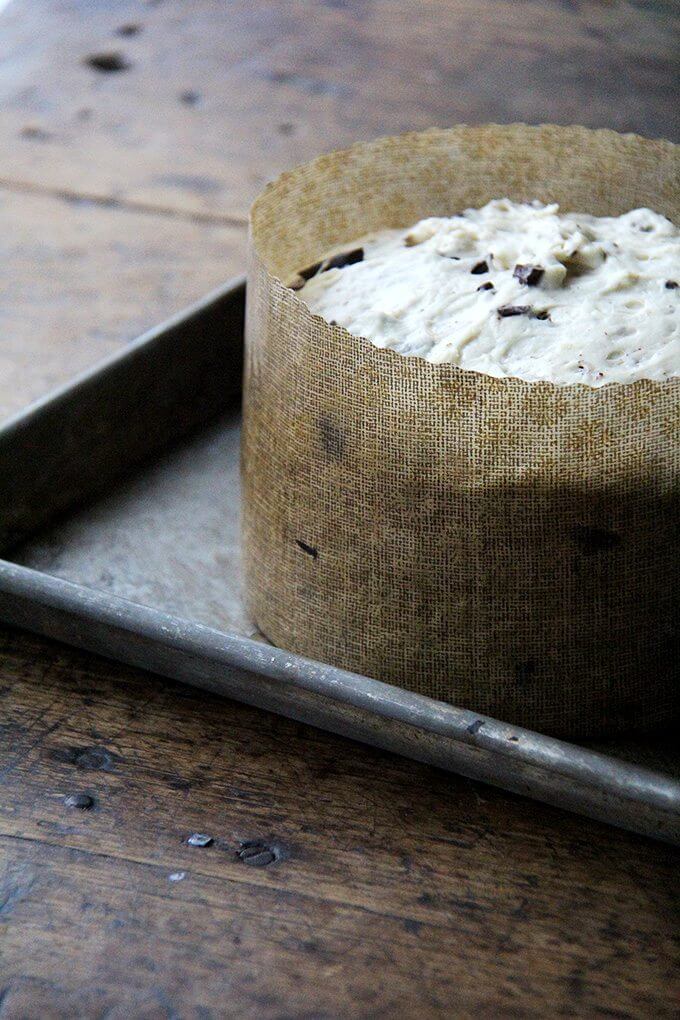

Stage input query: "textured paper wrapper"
[{"left": 243, "top": 124, "right": 679, "bottom": 738}]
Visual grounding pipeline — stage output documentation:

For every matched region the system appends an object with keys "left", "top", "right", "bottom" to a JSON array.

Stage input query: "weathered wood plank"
[
  {"left": 0, "top": 188, "right": 244, "bottom": 421},
  {"left": 1, "top": 627, "right": 678, "bottom": 1017},
  {"left": 1, "top": 2, "right": 679, "bottom": 1015},
  {"left": 0, "top": 0, "right": 676, "bottom": 222}
]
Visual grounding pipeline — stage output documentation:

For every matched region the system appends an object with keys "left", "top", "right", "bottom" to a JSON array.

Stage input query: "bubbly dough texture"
[{"left": 295, "top": 199, "right": 679, "bottom": 386}]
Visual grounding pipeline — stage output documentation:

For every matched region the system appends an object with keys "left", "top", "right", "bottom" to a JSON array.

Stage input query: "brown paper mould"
[{"left": 243, "top": 124, "right": 679, "bottom": 738}]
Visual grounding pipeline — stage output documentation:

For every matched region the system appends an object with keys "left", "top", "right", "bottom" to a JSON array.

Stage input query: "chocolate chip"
[
  {"left": 470, "top": 260, "right": 489, "bottom": 275},
  {"left": 476, "top": 281, "right": 494, "bottom": 292},
  {"left": 291, "top": 247, "right": 364, "bottom": 289},
  {"left": 294, "top": 259, "right": 322, "bottom": 283},
  {"left": 665, "top": 280, "right": 678, "bottom": 289},
  {"left": 321, "top": 247, "right": 364, "bottom": 271},
  {"left": 513, "top": 264, "right": 544, "bottom": 286},
  {"left": 65, "top": 793, "right": 94, "bottom": 810},
  {"left": 187, "top": 833, "right": 213, "bottom": 848},
  {"left": 532, "top": 309, "right": 551, "bottom": 320},
  {"left": 497, "top": 305, "right": 530, "bottom": 317}
]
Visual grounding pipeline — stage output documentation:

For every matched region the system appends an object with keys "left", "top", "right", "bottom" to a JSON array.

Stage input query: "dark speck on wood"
[
  {"left": 84, "top": 52, "right": 131, "bottom": 73},
  {"left": 76, "top": 747, "right": 115, "bottom": 770},
  {"left": 115, "top": 23, "right": 142, "bottom": 37},
  {"left": 51, "top": 744, "right": 120, "bottom": 771},
  {"left": 64, "top": 793, "right": 94, "bottom": 810},
  {"left": 20, "top": 124, "right": 51, "bottom": 141},
  {"left": 265, "top": 70, "right": 352, "bottom": 98},
  {"left": 167, "top": 776, "right": 191, "bottom": 791},
  {"left": 237, "top": 841, "right": 278, "bottom": 867}
]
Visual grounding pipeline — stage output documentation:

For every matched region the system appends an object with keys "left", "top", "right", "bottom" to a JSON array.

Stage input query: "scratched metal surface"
[
  {"left": 9, "top": 408, "right": 678, "bottom": 779},
  {"left": 12, "top": 412, "right": 255, "bottom": 641}
]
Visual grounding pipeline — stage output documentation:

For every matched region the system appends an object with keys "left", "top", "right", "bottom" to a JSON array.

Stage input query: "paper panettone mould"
[{"left": 243, "top": 124, "right": 679, "bottom": 738}]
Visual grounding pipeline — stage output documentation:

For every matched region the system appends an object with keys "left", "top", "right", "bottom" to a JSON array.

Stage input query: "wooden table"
[{"left": 1, "top": 2, "right": 678, "bottom": 1016}]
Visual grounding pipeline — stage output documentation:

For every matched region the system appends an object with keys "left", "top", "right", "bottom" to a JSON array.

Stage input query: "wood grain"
[
  {"left": 1, "top": 0, "right": 679, "bottom": 1015},
  {"left": 0, "top": 187, "right": 243, "bottom": 422},
  {"left": 0, "top": 0, "right": 676, "bottom": 221},
  {"left": 1, "top": 627, "right": 679, "bottom": 1018}
]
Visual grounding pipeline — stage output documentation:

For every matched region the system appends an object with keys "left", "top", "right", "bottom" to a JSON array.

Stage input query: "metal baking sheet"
[{"left": 0, "top": 277, "right": 678, "bottom": 844}]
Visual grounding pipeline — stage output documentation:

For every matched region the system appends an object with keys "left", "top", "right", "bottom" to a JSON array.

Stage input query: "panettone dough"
[{"left": 295, "top": 199, "right": 679, "bottom": 386}]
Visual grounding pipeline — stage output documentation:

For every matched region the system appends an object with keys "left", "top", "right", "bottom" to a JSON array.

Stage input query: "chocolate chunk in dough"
[
  {"left": 290, "top": 259, "right": 323, "bottom": 288},
  {"left": 471, "top": 259, "right": 489, "bottom": 275},
  {"left": 321, "top": 247, "right": 364, "bottom": 271},
  {"left": 531, "top": 308, "right": 551, "bottom": 320},
  {"left": 513, "top": 264, "right": 544, "bottom": 286},
  {"left": 497, "top": 304, "right": 531, "bottom": 318},
  {"left": 289, "top": 247, "right": 364, "bottom": 289},
  {"left": 477, "top": 281, "right": 494, "bottom": 292},
  {"left": 665, "top": 280, "right": 678, "bottom": 289}
]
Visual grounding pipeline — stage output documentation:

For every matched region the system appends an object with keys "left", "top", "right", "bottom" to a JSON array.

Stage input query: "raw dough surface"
[{"left": 295, "top": 200, "right": 679, "bottom": 385}]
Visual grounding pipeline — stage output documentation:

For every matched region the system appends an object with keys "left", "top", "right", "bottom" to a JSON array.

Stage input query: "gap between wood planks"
[{"left": 0, "top": 175, "right": 248, "bottom": 229}]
